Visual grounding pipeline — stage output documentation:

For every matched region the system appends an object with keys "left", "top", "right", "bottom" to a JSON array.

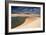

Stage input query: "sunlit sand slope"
[
  {"left": 11, "top": 17, "right": 41, "bottom": 32},
  {"left": 11, "top": 16, "right": 41, "bottom": 32},
  {"left": 15, "top": 16, "right": 41, "bottom": 29}
]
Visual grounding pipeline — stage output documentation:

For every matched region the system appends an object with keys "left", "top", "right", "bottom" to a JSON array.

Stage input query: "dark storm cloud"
[{"left": 11, "top": 6, "right": 40, "bottom": 14}]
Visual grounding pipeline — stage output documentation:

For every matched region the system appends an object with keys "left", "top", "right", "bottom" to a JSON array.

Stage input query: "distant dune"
[{"left": 11, "top": 14, "right": 40, "bottom": 17}]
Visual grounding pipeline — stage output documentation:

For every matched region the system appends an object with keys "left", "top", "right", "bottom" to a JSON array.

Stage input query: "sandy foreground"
[{"left": 9, "top": 14, "right": 41, "bottom": 32}]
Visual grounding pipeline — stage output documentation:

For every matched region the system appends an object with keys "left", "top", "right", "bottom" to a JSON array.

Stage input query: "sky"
[{"left": 11, "top": 6, "right": 40, "bottom": 14}]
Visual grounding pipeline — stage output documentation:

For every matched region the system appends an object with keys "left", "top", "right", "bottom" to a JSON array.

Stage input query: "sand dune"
[
  {"left": 9, "top": 14, "right": 41, "bottom": 32},
  {"left": 15, "top": 16, "right": 41, "bottom": 29},
  {"left": 10, "top": 16, "right": 41, "bottom": 32}
]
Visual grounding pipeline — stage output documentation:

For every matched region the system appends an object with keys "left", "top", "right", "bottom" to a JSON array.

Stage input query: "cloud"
[{"left": 11, "top": 6, "right": 40, "bottom": 14}]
